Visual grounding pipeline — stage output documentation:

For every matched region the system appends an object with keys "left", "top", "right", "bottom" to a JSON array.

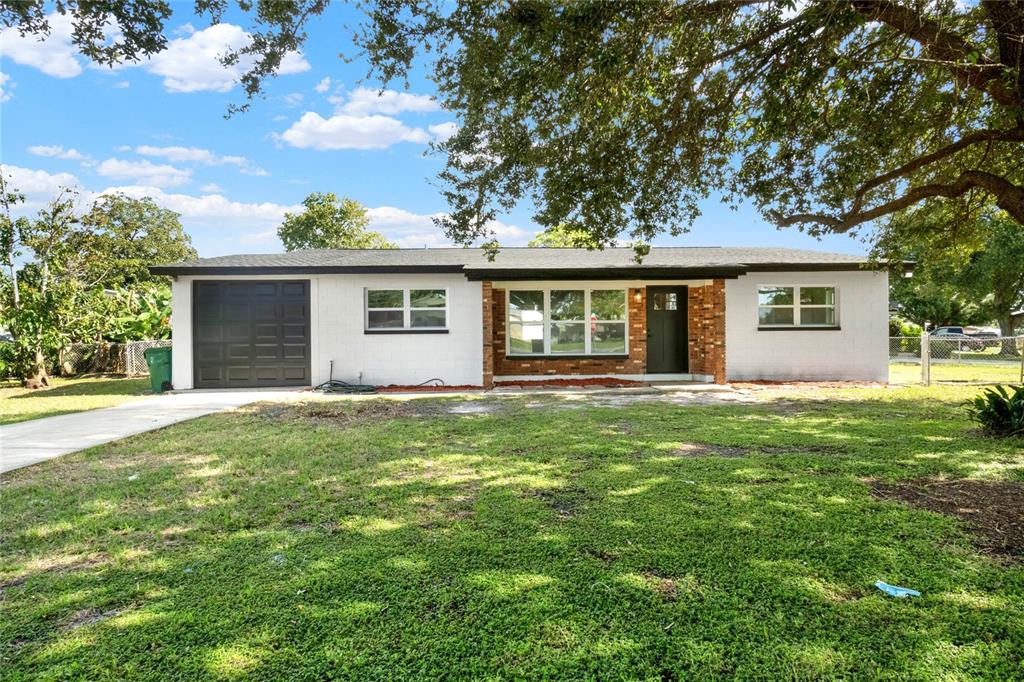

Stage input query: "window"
[
  {"left": 366, "top": 288, "right": 447, "bottom": 331},
  {"left": 757, "top": 286, "right": 836, "bottom": 328},
  {"left": 507, "top": 288, "right": 627, "bottom": 355}
]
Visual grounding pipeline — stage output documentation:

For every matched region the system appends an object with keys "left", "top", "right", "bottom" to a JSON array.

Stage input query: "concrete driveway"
[{"left": 0, "top": 390, "right": 304, "bottom": 474}]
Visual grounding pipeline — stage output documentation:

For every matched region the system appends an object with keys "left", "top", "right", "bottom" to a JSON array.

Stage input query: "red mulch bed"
[
  {"left": 494, "top": 378, "right": 645, "bottom": 389},
  {"left": 376, "top": 384, "right": 482, "bottom": 393}
]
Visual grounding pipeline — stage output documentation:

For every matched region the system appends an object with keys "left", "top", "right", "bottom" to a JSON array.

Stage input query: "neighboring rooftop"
[{"left": 150, "top": 246, "right": 875, "bottom": 279}]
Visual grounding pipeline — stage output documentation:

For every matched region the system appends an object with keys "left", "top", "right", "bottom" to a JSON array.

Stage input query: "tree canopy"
[
  {"left": 527, "top": 224, "right": 600, "bottom": 248},
  {"left": 6, "top": 1, "right": 1024, "bottom": 250},
  {"left": 277, "top": 193, "right": 395, "bottom": 250}
]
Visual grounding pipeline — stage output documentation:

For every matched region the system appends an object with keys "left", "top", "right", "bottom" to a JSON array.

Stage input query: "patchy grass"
[
  {"left": 2, "top": 385, "right": 1023, "bottom": 679},
  {"left": 890, "top": 361, "right": 1023, "bottom": 385},
  {"left": 0, "top": 376, "right": 151, "bottom": 425}
]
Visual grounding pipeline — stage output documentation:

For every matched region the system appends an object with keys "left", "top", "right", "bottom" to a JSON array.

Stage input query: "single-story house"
[{"left": 149, "top": 246, "right": 889, "bottom": 389}]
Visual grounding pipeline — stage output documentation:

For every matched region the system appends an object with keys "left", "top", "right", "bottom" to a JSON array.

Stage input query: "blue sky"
[{"left": 0, "top": 4, "right": 869, "bottom": 257}]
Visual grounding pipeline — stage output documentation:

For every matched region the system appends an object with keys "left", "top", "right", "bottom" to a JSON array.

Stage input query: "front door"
[{"left": 646, "top": 286, "right": 688, "bottom": 373}]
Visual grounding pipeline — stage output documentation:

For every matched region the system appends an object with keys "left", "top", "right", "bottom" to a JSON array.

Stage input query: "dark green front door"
[{"left": 646, "top": 286, "right": 688, "bottom": 373}]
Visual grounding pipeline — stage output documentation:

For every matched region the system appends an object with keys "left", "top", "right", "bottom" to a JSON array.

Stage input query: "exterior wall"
[
  {"left": 169, "top": 273, "right": 484, "bottom": 389},
  {"left": 725, "top": 270, "right": 889, "bottom": 382},
  {"left": 688, "top": 279, "right": 727, "bottom": 383},
  {"left": 490, "top": 286, "right": 647, "bottom": 376}
]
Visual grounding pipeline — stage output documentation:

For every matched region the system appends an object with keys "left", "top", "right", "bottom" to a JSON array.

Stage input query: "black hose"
[{"left": 313, "top": 374, "right": 447, "bottom": 394}]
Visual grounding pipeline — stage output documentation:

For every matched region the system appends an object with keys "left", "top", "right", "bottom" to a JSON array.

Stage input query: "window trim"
[
  {"left": 757, "top": 285, "right": 839, "bottom": 329},
  {"left": 506, "top": 287, "right": 629, "bottom": 357},
  {"left": 364, "top": 287, "right": 449, "bottom": 332}
]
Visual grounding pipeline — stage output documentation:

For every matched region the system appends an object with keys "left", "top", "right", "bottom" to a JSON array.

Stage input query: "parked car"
[{"left": 929, "top": 326, "right": 984, "bottom": 355}]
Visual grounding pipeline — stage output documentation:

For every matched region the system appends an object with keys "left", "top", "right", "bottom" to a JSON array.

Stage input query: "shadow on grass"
[
  {"left": 1, "top": 394, "right": 1022, "bottom": 678},
  {"left": 5, "top": 375, "right": 149, "bottom": 401}
]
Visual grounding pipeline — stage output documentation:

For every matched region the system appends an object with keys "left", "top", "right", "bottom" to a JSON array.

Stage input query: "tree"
[
  {"left": 8, "top": 2, "right": 1024, "bottom": 249},
  {"left": 81, "top": 194, "right": 197, "bottom": 288},
  {"left": 528, "top": 224, "right": 600, "bottom": 248},
  {"left": 277, "top": 193, "right": 395, "bottom": 250},
  {"left": 886, "top": 209, "right": 1024, "bottom": 348}
]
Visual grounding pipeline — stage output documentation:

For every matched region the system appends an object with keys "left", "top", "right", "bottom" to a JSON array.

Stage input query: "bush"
[{"left": 966, "top": 385, "right": 1024, "bottom": 436}]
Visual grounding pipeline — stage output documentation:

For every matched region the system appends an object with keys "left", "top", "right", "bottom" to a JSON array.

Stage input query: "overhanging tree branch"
[{"left": 777, "top": 170, "right": 1024, "bottom": 231}]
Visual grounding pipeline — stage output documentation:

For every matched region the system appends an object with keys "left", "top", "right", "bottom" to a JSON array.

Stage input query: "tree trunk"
[
  {"left": 22, "top": 350, "right": 50, "bottom": 389},
  {"left": 997, "top": 314, "right": 1020, "bottom": 356}
]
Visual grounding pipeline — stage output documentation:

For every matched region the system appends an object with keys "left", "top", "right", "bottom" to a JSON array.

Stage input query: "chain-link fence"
[
  {"left": 890, "top": 335, "right": 1024, "bottom": 385},
  {"left": 51, "top": 340, "right": 171, "bottom": 376}
]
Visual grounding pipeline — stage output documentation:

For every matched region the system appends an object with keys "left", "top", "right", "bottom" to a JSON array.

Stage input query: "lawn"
[
  {"left": 2, "top": 385, "right": 1023, "bottom": 679},
  {"left": 0, "top": 376, "right": 151, "bottom": 425},
  {"left": 890, "top": 361, "right": 1023, "bottom": 385}
]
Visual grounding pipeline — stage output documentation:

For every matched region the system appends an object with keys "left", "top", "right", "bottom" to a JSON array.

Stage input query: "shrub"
[{"left": 966, "top": 385, "right": 1024, "bottom": 436}]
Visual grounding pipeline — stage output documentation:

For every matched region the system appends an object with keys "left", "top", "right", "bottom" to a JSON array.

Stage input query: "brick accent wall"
[
  {"left": 688, "top": 279, "right": 727, "bottom": 383},
  {"left": 481, "top": 281, "right": 494, "bottom": 388},
  {"left": 492, "top": 287, "right": 647, "bottom": 376}
]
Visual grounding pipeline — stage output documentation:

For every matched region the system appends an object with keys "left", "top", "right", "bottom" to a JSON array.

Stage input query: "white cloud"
[
  {"left": 132, "top": 145, "right": 268, "bottom": 176},
  {"left": 279, "top": 112, "right": 431, "bottom": 150},
  {"left": 428, "top": 122, "right": 459, "bottom": 142},
  {"left": 2, "top": 165, "right": 83, "bottom": 211},
  {"left": 95, "top": 158, "right": 192, "bottom": 187},
  {"left": 0, "top": 13, "right": 83, "bottom": 78},
  {"left": 339, "top": 87, "right": 438, "bottom": 116},
  {"left": 199, "top": 182, "right": 223, "bottom": 193},
  {"left": 27, "top": 145, "right": 89, "bottom": 161},
  {"left": 0, "top": 72, "right": 13, "bottom": 102},
  {"left": 283, "top": 92, "right": 304, "bottom": 107},
  {"left": 112, "top": 80, "right": 131, "bottom": 89},
  {"left": 367, "top": 206, "right": 529, "bottom": 247},
  {"left": 145, "top": 23, "right": 310, "bottom": 93},
  {"left": 100, "top": 185, "right": 300, "bottom": 228},
  {"left": 314, "top": 76, "right": 331, "bottom": 94}
]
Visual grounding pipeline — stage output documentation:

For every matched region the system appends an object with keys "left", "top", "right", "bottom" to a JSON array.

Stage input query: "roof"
[{"left": 149, "top": 246, "right": 876, "bottom": 279}]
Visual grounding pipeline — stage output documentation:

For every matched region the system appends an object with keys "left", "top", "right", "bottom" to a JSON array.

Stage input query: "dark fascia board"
[
  {"left": 149, "top": 265, "right": 467, "bottom": 276},
  {"left": 462, "top": 266, "right": 747, "bottom": 281},
  {"left": 150, "top": 262, "right": 876, "bottom": 278},
  {"left": 741, "top": 262, "right": 880, "bottom": 273}
]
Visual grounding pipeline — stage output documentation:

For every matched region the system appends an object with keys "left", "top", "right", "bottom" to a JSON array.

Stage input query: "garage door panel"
[{"left": 193, "top": 280, "right": 310, "bottom": 388}]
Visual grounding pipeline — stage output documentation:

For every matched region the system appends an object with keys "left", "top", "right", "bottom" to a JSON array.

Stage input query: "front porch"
[{"left": 482, "top": 280, "right": 727, "bottom": 388}]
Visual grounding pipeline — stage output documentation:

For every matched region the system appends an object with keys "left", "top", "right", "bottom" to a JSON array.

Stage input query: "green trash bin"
[{"left": 143, "top": 346, "right": 172, "bottom": 393}]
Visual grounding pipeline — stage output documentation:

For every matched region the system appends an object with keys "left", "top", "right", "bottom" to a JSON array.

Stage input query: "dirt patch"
[
  {"left": 495, "top": 378, "right": 645, "bottom": 389},
  {"left": 642, "top": 570, "right": 679, "bottom": 601},
  {"left": 62, "top": 607, "right": 123, "bottom": 632},
  {"left": 870, "top": 478, "right": 1024, "bottom": 561},
  {"left": 251, "top": 399, "right": 445, "bottom": 426},
  {"left": 581, "top": 546, "right": 618, "bottom": 563},
  {"left": 530, "top": 487, "right": 593, "bottom": 519},
  {"left": 670, "top": 443, "right": 752, "bottom": 458}
]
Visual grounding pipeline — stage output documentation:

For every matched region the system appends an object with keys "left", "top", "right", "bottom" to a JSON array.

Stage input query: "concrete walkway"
[{"left": 0, "top": 390, "right": 304, "bottom": 474}]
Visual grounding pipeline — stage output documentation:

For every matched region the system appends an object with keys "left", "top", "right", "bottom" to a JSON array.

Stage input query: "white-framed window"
[
  {"left": 365, "top": 288, "right": 448, "bottom": 330},
  {"left": 507, "top": 288, "right": 627, "bottom": 355},
  {"left": 757, "top": 285, "right": 837, "bottom": 328}
]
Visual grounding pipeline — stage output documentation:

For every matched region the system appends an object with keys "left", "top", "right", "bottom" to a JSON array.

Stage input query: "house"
[{"left": 149, "top": 246, "right": 889, "bottom": 389}]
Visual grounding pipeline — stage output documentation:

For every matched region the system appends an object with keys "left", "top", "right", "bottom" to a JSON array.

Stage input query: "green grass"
[
  {"left": 0, "top": 376, "right": 151, "bottom": 425},
  {"left": 890, "top": 361, "right": 1023, "bottom": 385},
  {"left": 2, "top": 385, "right": 1023, "bottom": 680}
]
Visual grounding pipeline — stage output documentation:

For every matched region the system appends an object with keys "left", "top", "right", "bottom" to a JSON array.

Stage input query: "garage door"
[{"left": 193, "top": 280, "right": 311, "bottom": 388}]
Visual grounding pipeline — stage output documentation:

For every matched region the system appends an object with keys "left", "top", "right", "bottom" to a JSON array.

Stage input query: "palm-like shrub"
[{"left": 966, "top": 385, "right": 1024, "bottom": 436}]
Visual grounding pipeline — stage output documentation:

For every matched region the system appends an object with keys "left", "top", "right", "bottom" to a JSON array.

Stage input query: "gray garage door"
[{"left": 193, "top": 280, "right": 311, "bottom": 388}]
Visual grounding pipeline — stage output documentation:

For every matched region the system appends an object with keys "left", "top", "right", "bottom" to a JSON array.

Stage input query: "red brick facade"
[
  {"left": 481, "top": 281, "right": 495, "bottom": 388},
  {"left": 687, "top": 279, "right": 727, "bottom": 383},
  {"left": 485, "top": 282, "right": 727, "bottom": 383}
]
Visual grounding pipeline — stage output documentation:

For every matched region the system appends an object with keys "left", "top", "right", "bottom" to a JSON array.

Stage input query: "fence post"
[{"left": 921, "top": 332, "right": 931, "bottom": 386}]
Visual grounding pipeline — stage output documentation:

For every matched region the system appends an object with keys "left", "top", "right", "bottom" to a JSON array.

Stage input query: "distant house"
[{"left": 150, "top": 246, "right": 889, "bottom": 389}]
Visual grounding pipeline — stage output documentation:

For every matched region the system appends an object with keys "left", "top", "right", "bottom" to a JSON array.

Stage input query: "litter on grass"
[{"left": 875, "top": 580, "right": 921, "bottom": 598}]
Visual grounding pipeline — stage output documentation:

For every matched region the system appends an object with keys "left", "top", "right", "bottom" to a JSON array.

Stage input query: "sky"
[{"left": 0, "top": 4, "right": 870, "bottom": 258}]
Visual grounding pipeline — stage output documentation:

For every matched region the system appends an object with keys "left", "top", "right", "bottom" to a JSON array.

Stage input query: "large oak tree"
[{"left": 4, "top": 0, "right": 1023, "bottom": 247}]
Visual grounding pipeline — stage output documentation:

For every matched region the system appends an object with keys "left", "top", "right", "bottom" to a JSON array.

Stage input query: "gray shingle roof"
[{"left": 150, "top": 246, "right": 873, "bottom": 277}]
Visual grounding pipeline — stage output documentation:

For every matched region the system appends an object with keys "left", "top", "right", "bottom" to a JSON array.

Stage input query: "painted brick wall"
[
  {"left": 688, "top": 279, "right": 727, "bottom": 383},
  {"left": 492, "top": 287, "right": 647, "bottom": 375},
  {"left": 724, "top": 270, "right": 888, "bottom": 381}
]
